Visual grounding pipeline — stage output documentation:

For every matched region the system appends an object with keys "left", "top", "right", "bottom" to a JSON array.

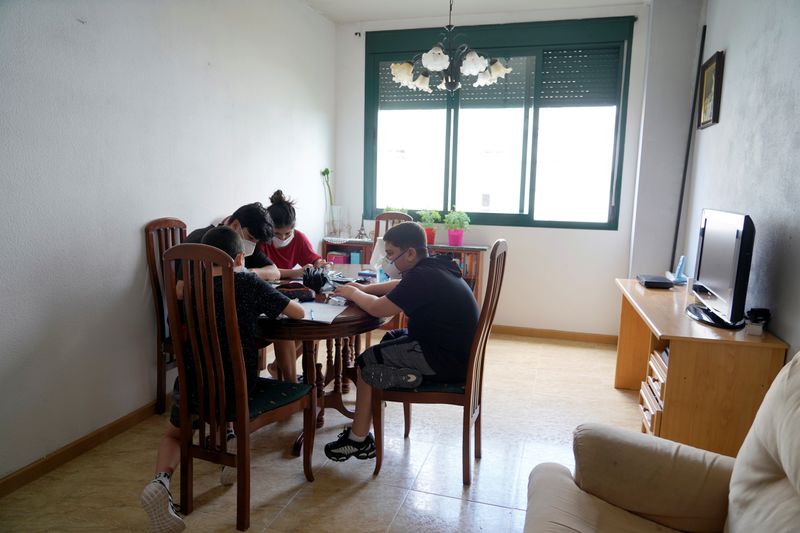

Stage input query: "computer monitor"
[{"left": 687, "top": 209, "right": 755, "bottom": 329}]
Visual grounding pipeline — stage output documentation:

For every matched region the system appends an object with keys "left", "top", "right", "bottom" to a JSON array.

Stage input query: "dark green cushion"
[
  {"left": 226, "top": 378, "right": 312, "bottom": 420},
  {"left": 387, "top": 381, "right": 465, "bottom": 394}
]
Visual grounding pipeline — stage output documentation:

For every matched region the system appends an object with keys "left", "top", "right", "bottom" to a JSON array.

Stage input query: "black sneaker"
[
  {"left": 324, "top": 427, "right": 376, "bottom": 462},
  {"left": 361, "top": 365, "right": 422, "bottom": 389}
]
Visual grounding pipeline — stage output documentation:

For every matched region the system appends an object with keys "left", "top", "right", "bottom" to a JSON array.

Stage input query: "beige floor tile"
[
  {"left": 388, "top": 490, "right": 519, "bottom": 533},
  {"left": 267, "top": 481, "right": 409, "bottom": 533},
  {"left": 0, "top": 335, "right": 639, "bottom": 532}
]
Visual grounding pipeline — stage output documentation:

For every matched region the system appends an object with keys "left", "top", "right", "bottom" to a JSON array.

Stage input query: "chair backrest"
[
  {"left": 162, "top": 243, "right": 248, "bottom": 452},
  {"left": 464, "top": 239, "right": 507, "bottom": 410},
  {"left": 144, "top": 218, "right": 186, "bottom": 345},
  {"left": 373, "top": 211, "right": 413, "bottom": 246}
]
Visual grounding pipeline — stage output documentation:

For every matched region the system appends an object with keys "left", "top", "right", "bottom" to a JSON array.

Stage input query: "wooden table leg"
[
  {"left": 293, "top": 340, "right": 321, "bottom": 456},
  {"left": 322, "top": 337, "right": 355, "bottom": 419}
]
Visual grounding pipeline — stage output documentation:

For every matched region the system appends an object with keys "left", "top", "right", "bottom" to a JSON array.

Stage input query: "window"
[{"left": 364, "top": 17, "right": 635, "bottom": 229}]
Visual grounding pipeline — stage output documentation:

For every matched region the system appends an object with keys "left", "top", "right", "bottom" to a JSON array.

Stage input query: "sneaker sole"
[
  {"left": 361, "top": 366, "right": 422, "bottom": 389},
  {"left": 141, "top": 482, "right": 185, "bottom": 533}
]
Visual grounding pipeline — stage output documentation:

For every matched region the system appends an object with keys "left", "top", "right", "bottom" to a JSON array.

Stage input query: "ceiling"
[{"left": 304, "top": 0, "right": 647, "bottom": 24}]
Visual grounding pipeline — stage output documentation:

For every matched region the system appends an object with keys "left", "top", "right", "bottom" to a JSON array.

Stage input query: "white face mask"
[
  {"left": 380, "top": 249, "right": 408, "bottom": 279},
  {"left": 272, "top": 233, "right": 294, "bottom": 248},
  {"left": 241, "top": 239, "right": 256, "bottom": 257}
]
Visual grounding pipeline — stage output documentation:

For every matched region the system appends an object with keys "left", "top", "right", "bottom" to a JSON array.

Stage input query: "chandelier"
[{"left": 390, "top": 0, "right": 512, "bottom": 93}]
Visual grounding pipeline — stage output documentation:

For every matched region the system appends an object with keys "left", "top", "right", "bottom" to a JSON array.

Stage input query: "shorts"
[
  {"left": 169, "top": 378, "right": 200, "bottom": 429},
  {"left": 356, "top": 329, "right": 436, "bottom": 384}
]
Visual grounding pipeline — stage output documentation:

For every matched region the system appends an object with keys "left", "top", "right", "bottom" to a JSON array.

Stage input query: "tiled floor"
[{"left": 0, "top": 334, "right": 640, "bottom": 532}]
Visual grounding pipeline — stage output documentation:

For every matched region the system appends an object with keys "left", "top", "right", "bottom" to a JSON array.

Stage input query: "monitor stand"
[{"left": 686, "top": 303, "right": 745, "bottom": 330}]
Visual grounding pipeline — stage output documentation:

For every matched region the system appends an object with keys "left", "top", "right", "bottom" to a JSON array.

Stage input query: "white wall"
[
  {"left": 628, "top": 0, "right": 703, "bottom": 277},
  {"left": 334, "top": 5, "right": 650, "bottom": 334},
  {"left": 0, "top": 0, "right": 335, "bottom": 477},
  {"left": 679, "top": 0, "right": 800, "bottom": 355}
]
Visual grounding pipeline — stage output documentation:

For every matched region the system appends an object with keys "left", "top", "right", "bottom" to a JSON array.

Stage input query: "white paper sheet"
[{"left": 298, "top": 302, "right": 347, "bottom": 324}]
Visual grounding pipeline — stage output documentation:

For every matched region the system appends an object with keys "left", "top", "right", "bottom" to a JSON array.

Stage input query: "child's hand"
[{"left": 334, "top": 284, "right": 358, "bottom": 299}]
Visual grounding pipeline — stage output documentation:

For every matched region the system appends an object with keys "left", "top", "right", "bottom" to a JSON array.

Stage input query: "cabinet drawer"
[{"left": 639, "top": 382, "right": 662, "bottom": 435}]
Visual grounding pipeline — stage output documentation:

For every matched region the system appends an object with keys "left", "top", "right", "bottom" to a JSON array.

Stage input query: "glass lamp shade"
[
  {"left": 460, "top": 50, "right": 489, "bottom": 76},
  {"left": 421, "top": 46, "right": 450, "bottom": 71}
]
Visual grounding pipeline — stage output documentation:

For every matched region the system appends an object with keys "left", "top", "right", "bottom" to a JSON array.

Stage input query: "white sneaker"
[
  {"left": 220, "top": 436, "right": 237, "bottom": 486},
  {"left": 140, "top": 479, "right": 185, "bottom": 533}
]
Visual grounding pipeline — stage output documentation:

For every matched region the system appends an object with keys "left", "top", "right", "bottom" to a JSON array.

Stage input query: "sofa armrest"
[{"left": 573, "top": 423, "right": 734, "bottom": 533}]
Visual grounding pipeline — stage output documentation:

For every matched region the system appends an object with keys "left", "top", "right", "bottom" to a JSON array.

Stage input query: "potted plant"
[
  {"left": 416, "top": 209, "right": 441, "bottom": 244},
  {"left": 444, "top": 207, "right": 470, "bottom": 246}
]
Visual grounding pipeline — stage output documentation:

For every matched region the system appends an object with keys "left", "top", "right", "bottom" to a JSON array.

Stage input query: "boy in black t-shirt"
[
  {"left": 324, "top": 222, "right": 479, "bottom": 462},
  {"left": 141, "top": 227, "right": 304, "bottom": 533},
  {"left": 184, "top": 202, "right": 281, "bottom": 281}
]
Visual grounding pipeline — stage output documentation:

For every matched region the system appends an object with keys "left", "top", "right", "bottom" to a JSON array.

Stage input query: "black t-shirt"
[
  {"left": 386, "top": 255, "right": 480, "bottom": 381},
  {"left": 183, "top": 272, "right": 289, "bottom": 397},
  {"left": 185, "top": 225, "right": 274, "bottom": 270}
]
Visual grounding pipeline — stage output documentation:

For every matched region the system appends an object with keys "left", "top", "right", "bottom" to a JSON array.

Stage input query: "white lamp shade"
[
  {"left": 489, "top": 59, "right": 513, "bottom": 79},
  {"left": 460, "top": 50, "right": 489, "bottom": 76},
  {"left": 390, "top": 62, "right": 415, "bottom": 87},
  {"left": 421, "top": 46, "right": 450, "bottom": 71}
]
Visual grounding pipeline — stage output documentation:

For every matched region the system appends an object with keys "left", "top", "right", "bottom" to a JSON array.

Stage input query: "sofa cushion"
[
  {"left": 525, "top": 463, "right": 679, "bottom": 533},
  {"left": 727, "top": 353, "right": 800, "bottom": 532}
]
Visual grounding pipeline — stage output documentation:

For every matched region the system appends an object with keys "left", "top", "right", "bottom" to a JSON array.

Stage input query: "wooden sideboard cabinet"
[{"left": 614, "top": 278, "right": 787, "bottom": 457}]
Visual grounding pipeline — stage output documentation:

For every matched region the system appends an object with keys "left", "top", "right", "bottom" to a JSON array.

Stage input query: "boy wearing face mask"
[
  {"left": 324, "top": 221, "right": 479, "bottom": 462},
  {"left": 184, "top": 202, "right": 281, "bottom": 281},
  {"left": 141, "top": 226, "right": 305, "bottom": 532},
  {"left": 259, "top": 190, "right": 326, "bottom": 279}
]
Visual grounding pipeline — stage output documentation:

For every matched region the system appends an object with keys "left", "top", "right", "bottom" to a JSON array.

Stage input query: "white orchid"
[
  {"left": 421, "top": 46, "right": 450, "bottom": 72},
  {"left": 460, "top": 50, "right": 489, "bottom": 76},
  {"left": 390, "top": 62, "right": 415, "bottom": 87}
]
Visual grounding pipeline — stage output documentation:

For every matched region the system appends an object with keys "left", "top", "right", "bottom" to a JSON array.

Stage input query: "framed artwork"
[{"left": 698, "top": 51, "right": 725, "bottom": 129}]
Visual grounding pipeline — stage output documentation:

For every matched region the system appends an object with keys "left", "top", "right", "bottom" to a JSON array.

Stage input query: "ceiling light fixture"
[{"left": 390, "top": 0, "right": 512, "bottom": 93}]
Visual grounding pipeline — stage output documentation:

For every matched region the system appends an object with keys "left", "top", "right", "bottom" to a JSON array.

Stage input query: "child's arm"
[
  {"left": 277, "top": 266, "right": 306, "bottom": 279},
  {"left": 249, "top": 264, "right": 281, "bottom": 281},
  {"left": 349, "top": 279, "right": 399, "bottom": 296},
  {"left": 334, "top": 284, "right": 401, "bottom": 318},
  {"left": 282, "top": 299, "right": 305, "bottom": 320}
]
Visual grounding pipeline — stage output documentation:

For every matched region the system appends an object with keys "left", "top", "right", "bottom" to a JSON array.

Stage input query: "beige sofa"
[{"left": 524, "top": 352, "right": 800, "bottom": 532}]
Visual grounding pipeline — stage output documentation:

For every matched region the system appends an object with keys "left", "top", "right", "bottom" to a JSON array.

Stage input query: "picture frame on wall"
[{"left": 698, "top": 50, "right": 725, "bottom": 129}]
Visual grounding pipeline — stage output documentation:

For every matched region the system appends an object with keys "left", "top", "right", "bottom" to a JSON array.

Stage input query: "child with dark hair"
[
  {"left": 141, "top": 226, "right": 305, "bottom": 533},
  {"left": 258, "top": 190, "right": 327, "bottom": 382},
  {"left": 324, "top": 221, "right": 479, "bottom": 462},
  {"left": 258, "top": 190, "right": 326, "bottom": 279},
  {"left": 185, "top": 202, "right": 280, "bottom": 281}
]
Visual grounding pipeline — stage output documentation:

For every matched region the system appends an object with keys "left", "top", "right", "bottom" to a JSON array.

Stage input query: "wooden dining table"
[{"left": 257, "top": 264, "right": 389, "bottom": 455}]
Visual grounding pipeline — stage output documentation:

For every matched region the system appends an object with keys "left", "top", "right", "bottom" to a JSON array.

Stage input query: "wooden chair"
[
  {"left": 372, "top": 211, "right": 413, "bottom": 246},
  {"left": 371, "top": 239, "right": 507, "bottom": 485},
  {"left": 369, "top": 211, "right": 413, "bottom": 340},
  {"left": 144, "top": 217, "right": 186, "bottom": 414},
  {"left": 163, "top": 243, "right": 315, "bottom": 531}
]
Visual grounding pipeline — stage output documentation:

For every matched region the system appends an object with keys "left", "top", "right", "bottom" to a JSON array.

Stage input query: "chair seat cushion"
[
  {"left": 388, "top": 381, "right": 465, "bottom": 393},
  {"left": 228, "top": 378, "right": 312, "bottom": 420},
  {"left": 525, "top": 463, "right": 679, "bottom": 533}
]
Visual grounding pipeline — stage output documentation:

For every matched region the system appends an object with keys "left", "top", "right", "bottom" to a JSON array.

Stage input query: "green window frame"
[{"left": 363, "top": 16, "right": 635, "bottom": 229}]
